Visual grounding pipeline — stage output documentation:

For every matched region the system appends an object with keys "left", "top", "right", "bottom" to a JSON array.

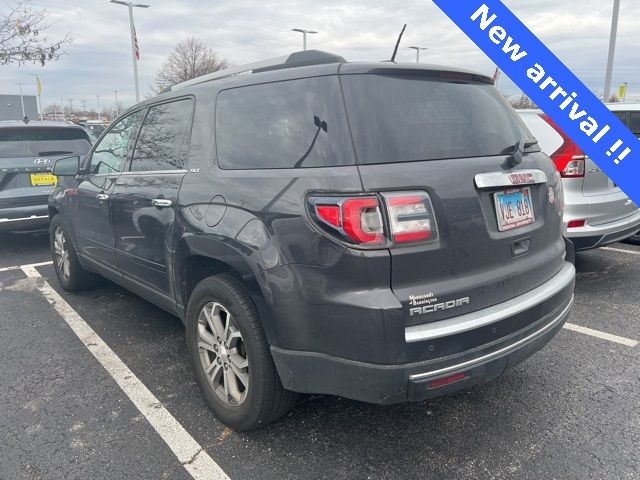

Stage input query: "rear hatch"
[
  {"left": 0, "top": 126, "right": 92, "bottom": 214},
  {"left": 340, "top": 67, "right": 566, "bottom": 326}
]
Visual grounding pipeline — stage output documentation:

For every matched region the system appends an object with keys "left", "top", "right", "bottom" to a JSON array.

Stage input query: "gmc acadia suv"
[{"left": 49, "top": 51, "right": 576, "bottom": 430}]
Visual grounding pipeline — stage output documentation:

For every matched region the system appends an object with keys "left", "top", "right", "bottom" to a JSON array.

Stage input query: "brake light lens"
[
  {"left": 540, "top": 114, "right": 585, "bottom": 178},
  {"left": 382, "top": 192, "right": 437, "bottom": 244},
  {"left": 312, "top": 196, "right": 384, "bottom": 246},
  {"left": 309, "top": 191, "right": 438, "bottom": 248}
]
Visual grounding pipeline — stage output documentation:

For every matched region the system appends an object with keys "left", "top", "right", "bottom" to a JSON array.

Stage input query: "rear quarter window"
[{"left": 215, "top": 76, "right": 355, "bottom": 169}]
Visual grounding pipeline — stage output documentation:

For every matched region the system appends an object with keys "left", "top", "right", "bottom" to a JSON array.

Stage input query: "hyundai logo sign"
[{"left": 33, "top": 158, "right": 50, "bottom": 165}]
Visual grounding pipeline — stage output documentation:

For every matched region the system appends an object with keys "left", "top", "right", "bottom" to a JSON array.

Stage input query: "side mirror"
[{"left": 52, "top": 156, "right": 80, "bottom": 176}]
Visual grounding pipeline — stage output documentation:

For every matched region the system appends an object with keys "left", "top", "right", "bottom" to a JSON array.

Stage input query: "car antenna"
[{"left": 389, "top": 24, "right": 407, "bottom": 63}]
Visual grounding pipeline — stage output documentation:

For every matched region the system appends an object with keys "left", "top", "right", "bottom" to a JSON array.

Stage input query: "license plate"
[
  {"left": 30, "top": 173, "right": 58, "bottom": 186},
  {"left": 494, "top": 187, "right": 535, "bottom": 232}
]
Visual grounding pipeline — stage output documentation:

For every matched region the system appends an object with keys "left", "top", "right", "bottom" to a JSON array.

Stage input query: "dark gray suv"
[{"left": 49, "top": 51, "right": 575, "bottom": 430}]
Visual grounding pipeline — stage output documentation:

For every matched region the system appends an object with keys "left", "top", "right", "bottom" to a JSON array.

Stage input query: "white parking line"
[
  {"left": 601, "top": 246, "right": 640, "bottom": 256},
  {"left": 0, "top": 260, "right": 53, "bottom": 273},
  {"left": 563, "top": 322, "right": 638, "bottom": 347},
  {"left": 20, "top": 265, "right": 230, "bottom": 480}
]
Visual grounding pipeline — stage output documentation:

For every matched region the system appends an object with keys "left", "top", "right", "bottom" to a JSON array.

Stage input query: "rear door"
[
  {"left": 341, "top": 72, "right": 565, "bottom": 326},
  {"left": 74, "top": 112, "right": 144, "bottom": 267},
  {"left": 110, "top": 98, "right": 193, "bottom": 302}
]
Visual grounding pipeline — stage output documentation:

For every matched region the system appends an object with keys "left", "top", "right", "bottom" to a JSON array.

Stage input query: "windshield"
[
  {"left": 341, "top": 74, "right": 534, "bottom": 164},
  {"left": 0, "top": 127, "right": 92, "bottom": 159}
]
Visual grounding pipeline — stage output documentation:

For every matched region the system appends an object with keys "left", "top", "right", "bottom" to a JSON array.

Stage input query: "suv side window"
[
  {"left": 129, "top": 99, "right": 193, "bottom": 172},
  {"left": 89, "top": 112, "right": 142, "bottom": 175},
  {"left": 216, "top": 76, "right": 355, "bottom": 169}
]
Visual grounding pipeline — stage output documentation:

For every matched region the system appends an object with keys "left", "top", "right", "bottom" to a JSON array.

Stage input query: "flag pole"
[{"left": 127, "top": 4, "right": 140, "bottom": 103}]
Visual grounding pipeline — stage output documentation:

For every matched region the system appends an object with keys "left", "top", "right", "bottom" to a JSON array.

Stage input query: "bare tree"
[
  {"left": 153, "top": 37, "right": 229, "bottom": 92},
  {"left": 0, "top": 0, "right": 71, "bottom": 66}
]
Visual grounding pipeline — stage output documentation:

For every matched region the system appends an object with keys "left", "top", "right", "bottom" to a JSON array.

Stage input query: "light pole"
[
  {"left": 28, "top": 74, "right": 43, "bottom": 120},
  {"left": 292, "top": 28, "right": 317, "bottom": 51},
  {"left": 97, "top": 95, "right": 101, "bottom": 122},
  {"left": 603, "top": 0, "right": 621, "bottom": 102},
  {"left": 408, "top": 46, "right": 428, "bottom": 63},
  {"left": 114, "top": 90, "right": 119, "bottom": 117},
  {"left": 15, "top": 83, "right": 26, "bottom": 118},
  {"left": 110, "top": 0, "right": 150, "bottom": 103}
]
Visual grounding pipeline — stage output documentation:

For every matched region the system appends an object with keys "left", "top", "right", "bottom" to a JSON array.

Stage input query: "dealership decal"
[{"left": 431, "top": 0, "right": 640, "bottom": 205}]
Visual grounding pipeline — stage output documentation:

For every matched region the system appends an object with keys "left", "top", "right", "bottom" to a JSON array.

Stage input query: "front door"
[
  {"left": 74, "top": 111, "right": 144, "bottom": 268},
  {"left": 111, "top": 98, "right": 193, "bottom": 300}
]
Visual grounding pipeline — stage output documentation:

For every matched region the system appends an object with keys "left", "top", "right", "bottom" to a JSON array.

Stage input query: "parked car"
[
  {"left": 49, "top": 51, "right": 575, "bottom": 430},
  {"left": 0, "top": 120, "right": 93, "bottom": 232},
  {"left": 608, "top": 103, "right": 640, "bottom": 245},
  {"left": 518, "top": 110, "right": 640, "bottom": 251}
]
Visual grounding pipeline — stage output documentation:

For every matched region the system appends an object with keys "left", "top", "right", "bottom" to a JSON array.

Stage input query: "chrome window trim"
[
  {"left": 120, "top": 170, "right": 187, "bottom": 176},
  {"left": 405, "top": 261, "right": 575, "bottom": 343}
]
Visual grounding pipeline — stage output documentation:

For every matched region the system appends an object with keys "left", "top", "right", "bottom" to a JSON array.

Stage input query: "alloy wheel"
[
  {"left": 53, "top": 226, "right": 70, "bottom": 280},
  {"left": 197, "top": 302, "right": 249, "bottom": 406}
]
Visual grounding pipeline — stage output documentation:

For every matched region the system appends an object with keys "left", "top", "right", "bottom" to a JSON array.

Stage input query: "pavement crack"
[{"left": 183, "top": 447, "right": 204, "bottom": 466}]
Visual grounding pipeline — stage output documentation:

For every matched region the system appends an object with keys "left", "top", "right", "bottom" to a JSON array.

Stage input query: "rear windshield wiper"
[
  {"left": 38, "top": 150, "right": 74, "bottom": 156},
  {"left": 500, "top": 139, "right": 538, "bottom": 166}
]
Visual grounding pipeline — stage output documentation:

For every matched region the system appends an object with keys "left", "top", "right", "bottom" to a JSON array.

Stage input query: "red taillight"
[
  {"left": 382, "top": 192, "right": 436, "bottom": 244},
  {"left": 428, "top": 372, "right": 466, "bottom": 389},
  {"left": 567, "top": 219, "right": 586, "bottom": 229},
  {"left": 312, "top": 196, "right": 384, "bottom": 246},
  {"left": 540, "top": 114, "right": 585, "bottom": 178},
  {"left": 309, "top": 191, "right": 438, "bottom": 248}
]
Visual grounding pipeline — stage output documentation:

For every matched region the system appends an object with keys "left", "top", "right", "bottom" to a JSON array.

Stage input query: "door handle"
[
  {"left": 152, "top": 198, "right": 173, "bottom": 208},
  {"left": 96, "top": 193, "right": 109, "bottom": 201}
]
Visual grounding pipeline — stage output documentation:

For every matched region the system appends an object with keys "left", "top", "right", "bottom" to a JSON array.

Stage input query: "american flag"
[
  {"left": 133, "top": 26, "right": 140, "bottom": 60},
  {"left": 492, "top": 67, "right": 501, "bottom": 82}
]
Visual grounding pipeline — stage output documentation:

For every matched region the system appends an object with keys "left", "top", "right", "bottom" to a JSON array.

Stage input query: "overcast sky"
[{"left": 2, "top": 0, "right": 639, "bottom": 111}]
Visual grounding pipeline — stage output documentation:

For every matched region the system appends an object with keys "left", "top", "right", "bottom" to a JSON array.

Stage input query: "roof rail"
[{"left": 168, "top": 50, "right": 346, "bottom": 92}]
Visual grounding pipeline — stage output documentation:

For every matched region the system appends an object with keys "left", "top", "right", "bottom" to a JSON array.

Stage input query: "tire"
[
  {"left": 624, "top": 231, "right": 640, "bottom": 246},
  {"left": 49, "top": 214, "right": 98, "bottom": 292},
  {"left": 186, "top": 274, "right": 297, "bottom": 431}
]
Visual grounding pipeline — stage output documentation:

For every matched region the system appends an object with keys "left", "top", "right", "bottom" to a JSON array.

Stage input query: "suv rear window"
[
  {"left": 216, "top": 76, "right": 355, "bottom": 169},
  {"left": 0, "top": 127, "right": 92, "bottom": 158},
  {"left": 341, "top": 74, "right": 533, "bottom": 164}
]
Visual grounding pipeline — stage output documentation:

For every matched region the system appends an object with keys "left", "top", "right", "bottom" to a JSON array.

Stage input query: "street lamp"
[
  {"left": 110, "top": 0, "right": 150, "bottom": 103},
  {"left": 603, "top": 0, "right": 621, "bottom": 102},
  {"left": 408, "top": 46, "right": 428, "bottom": 63},
  {"left": 292, "top": 28, "right": 318, "bottom": 51}
]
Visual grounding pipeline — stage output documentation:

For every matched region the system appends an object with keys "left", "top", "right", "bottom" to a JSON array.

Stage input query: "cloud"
[{"left": 1, "top": 0, "right": 638, "bottom": 109}]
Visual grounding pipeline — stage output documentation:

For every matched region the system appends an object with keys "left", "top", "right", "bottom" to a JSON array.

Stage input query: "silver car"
[
  {"left": 608, "top": 103, "right": 640, "bottom": 244},
  {"left": 518, "top": 109, "right": 640, "bottom": 251}
]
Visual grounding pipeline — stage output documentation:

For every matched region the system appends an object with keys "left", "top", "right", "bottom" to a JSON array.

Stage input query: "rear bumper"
[
  {"left": 567, "top": 209, "right": 640, "bottom": 251},
  {"left": 0, "top": 212, "right": 49, "bottom": 232},
  {"left": 271, "top": 262, "right": 575, "bottom": 404}
]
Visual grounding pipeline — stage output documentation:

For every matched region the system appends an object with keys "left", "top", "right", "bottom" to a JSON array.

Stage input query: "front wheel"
[
  {"left": 49, "top": 214, "right": 98, "bottom": 292},
  {"left": 186, "top": 274, "right": 297, "bottom": 431}
]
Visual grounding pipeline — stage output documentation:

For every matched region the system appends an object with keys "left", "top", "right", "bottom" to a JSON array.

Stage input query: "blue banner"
[{"left": 432, "top": 0, "right": 640, "bottom": 205}]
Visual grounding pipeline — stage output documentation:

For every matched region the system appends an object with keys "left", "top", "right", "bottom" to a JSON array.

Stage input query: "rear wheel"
[
  {"left": 186, "top": 274, "right": 297, "bottom": 431},
  {"left": 624, "top": 231, "right": 640, "bottom": 246},
  {"left": 49, "top": 214, "right": 98, "bottom": 292}
]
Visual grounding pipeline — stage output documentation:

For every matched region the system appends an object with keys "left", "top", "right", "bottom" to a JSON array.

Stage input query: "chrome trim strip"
[
  {"left": 405, "top": 262, "right": 575, "bottom": 343},
  {"left": 0, "top": 215, "right": 49, "bottom": 223},
  {"left": 120, "top": 170, "right": 187, "bottom": 176},
  {"left": 408, "top": 296, "right": 574, "bottom": 381},
  {"left": 475, "top": 169, "right": 548, "bottom": 189}
]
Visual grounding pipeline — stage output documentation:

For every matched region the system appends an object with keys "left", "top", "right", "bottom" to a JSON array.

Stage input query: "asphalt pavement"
[{"left": 0, "top": 230, "right": 638, "bottom": 480}]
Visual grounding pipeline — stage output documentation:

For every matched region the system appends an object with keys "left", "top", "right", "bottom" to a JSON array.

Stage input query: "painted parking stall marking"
[
  {"left": 431, "top": 0, "right": 640, "bottom": 205},
  {"left": 20, "top": 265, "right": 230, "bottom": 480},
  {"left": 564, "top": 322, "right": 638, "bottom": 348},
  {"left": 602, "top": 246, "right": 640, "bottom": 256}
]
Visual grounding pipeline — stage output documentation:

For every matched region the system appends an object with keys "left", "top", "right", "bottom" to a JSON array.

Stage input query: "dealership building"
[{"left": 0, "top": 94, "right": 39, "bottom": 121}]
